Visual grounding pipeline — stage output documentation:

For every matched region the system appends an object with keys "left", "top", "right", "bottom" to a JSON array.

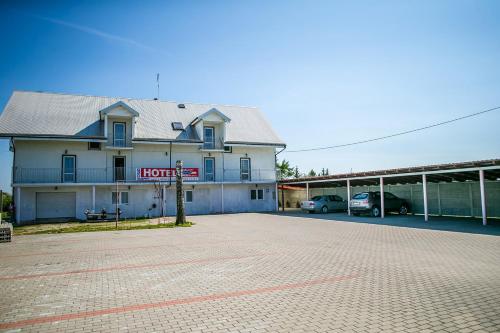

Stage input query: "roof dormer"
[
  {"left": 99, "top": 101, "right": 140, "bottom": 119},
  {"left": 190, "top": 108, "right": 231, "bottom": 126},
  {"left": 99, "top": 101, "right": 140, "bottom": 149}
]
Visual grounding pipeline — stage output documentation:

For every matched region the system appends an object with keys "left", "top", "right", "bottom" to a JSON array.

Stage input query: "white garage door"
[{"left": 36, "top": 192, "right": 76, "bottom": 219}]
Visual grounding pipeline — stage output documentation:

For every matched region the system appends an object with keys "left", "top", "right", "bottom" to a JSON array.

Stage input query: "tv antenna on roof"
[{"left": 156, "top": 73, "right": 160, "bottom": 100}]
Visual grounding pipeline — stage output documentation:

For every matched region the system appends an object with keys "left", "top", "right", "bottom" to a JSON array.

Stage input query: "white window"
[
  {"left": 204, "top": 157, "right": 215, "bottom": 181},
  {"left": 185, "top": 190, "right": 193, "bottom": 203},
  {"left": 203, "top": 126, "right": 215, "bottom": 149},
  {"left": 112, "top": 191, "right": 129, "bottom": 205},
  {"left": 62, "top": 155, "right": 76, "bottom": 182},
  {"left": 240, "top": 158, "right": 251, "bottom": 181},
  {"left": 251, "top": 189, "right": 264, "bottom": 200},
  {"left": 114, "top": 122, "right": 126, "bottom": 147}
]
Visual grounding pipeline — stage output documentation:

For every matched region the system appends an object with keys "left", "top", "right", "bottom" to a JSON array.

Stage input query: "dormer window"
[
  {"left": 114, "top": 122, "right": 126, "bottom": 147},
  {"left": 203, "top": 126, "right": 215, "bottom": 149},
  {"left": 171, "top": 122, "right": 183, "bottom": 130}
]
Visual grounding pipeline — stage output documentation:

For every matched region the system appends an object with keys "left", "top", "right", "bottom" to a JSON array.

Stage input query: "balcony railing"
[
  {"left": 13, "top": 167, "right": 277, "bottom": 184},
  {"left": 201, "top": 138, "right": 224, "bottom": 150}
]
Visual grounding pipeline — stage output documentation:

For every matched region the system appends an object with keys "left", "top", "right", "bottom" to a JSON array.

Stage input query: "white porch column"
[
  {"left": 15, "top": 187, "right": 21, "bottom": 223},
  {"left": 162, "top": 185, "right": 167, "bottom": 216},
  {"left": 221, "top": 183, "right": 224, "bottom": 214},
  {"left": 104, "top": 115, "right": 108, "bottom": 138},
  {"left": 479, "top": 170, "right": 487, "bottom": 226},
  {"left": 422, "top": 174, "right": 428, "bottom": 222},
  {"left": 92, "top": 186, "right": 96, "bottom": 212},
  {"left": 306, "top": 182, "right": 309, "bottom": 200},
  {"left": 379, "top": 177, "right": 384, "bottom": 218},
  {"left": 347, "top": 179, "right": 351, "bottom": 216}
]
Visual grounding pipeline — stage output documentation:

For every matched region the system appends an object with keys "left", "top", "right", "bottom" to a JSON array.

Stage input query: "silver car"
[{"left": 301, "top": 195, "right": 348, "bottom": 214}]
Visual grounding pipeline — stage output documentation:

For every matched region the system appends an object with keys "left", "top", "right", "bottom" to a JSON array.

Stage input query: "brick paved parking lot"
[{"left": 1, "top": 213, "right": 499, "bottom": 333}]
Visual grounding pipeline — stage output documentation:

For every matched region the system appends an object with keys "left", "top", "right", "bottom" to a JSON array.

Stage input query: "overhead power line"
[{"left": 285, "top": 106, "right": 500, "bottom": 153}]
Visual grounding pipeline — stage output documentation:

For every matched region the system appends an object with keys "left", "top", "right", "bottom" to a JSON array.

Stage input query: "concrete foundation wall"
[{"left": 281, "top": 180, "right": 500, "bottom": 218}]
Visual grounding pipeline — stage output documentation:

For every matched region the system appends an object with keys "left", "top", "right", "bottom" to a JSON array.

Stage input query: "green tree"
[
  {"left": 1, "top": 192, "right": 12, "bottom": 212},
  {"left": 293, "top": 166, "right": 301, "bottom": 178},
  {"left": 276, "top": 159, "right": 294, "bottom": 179},
  {"left": 308, "top": 169, "right": 316, "bottom": 177}
]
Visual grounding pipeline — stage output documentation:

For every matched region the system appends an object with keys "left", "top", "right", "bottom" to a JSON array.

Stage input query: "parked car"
[
  {"left": 349, "top": 191, "right": 409, "bottom": 217},
  {"left": 301, "top": 195, "right": 348, "bottom": 214}
]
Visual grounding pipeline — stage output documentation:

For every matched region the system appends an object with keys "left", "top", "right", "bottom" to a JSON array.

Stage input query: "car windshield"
[
  {"left": 311, "top": 196, "right": 323, "bottom": 201},
  {"left": 353, "top": 193, "right": 368, "bottom": 199}
]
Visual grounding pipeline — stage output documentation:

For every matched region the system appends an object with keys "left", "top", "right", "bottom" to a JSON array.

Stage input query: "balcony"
[
  {"left": 13, "top": 167, "right": 277, "bottom": 184},
  {"left": 201, "top": 138, "right": 224, "bottom": 151},
  {"left": 105, "top": 138, "right": 134, "bottom": 150}
]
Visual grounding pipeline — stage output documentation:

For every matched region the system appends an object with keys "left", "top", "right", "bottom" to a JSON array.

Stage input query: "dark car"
[{"left": 349, "top": 191, "right": 409, "bottom": 217}]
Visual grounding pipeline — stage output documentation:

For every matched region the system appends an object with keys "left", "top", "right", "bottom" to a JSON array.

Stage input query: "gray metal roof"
[
  {"left": 0, "top": 91, "right": 285, "bottom": 146},
  {"left": 280, "top": 159, "right": 500, "bottom": 186}
]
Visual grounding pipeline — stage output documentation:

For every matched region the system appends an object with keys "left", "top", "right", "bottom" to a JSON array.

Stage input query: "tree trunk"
[{"left": 175, "top": 160, "right": 186, "bottom": 225}]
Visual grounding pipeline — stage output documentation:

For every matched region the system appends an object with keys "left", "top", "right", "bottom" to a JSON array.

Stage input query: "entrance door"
[
  {"left": 204, "top": 157, "right": 215, "bottom": 181},
  {"left": 114, "top": 156, "right": 125, "bottom": 181}
]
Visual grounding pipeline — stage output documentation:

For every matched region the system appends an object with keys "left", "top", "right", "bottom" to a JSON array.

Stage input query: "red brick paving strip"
[
  {"left": 0, "top": 254, "right": 267, "bottom": 281},
  {"left": 0, "top": 274, "right": 359, "bottom": 330},
  {"left": 0, "top": 239, "right": 238, "bottom": 258}
]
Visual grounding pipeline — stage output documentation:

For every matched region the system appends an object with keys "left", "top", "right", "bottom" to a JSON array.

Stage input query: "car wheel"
[
  {"left": 399, "top": 205, "right": 408, "bottom": 215},
  {"left": 352, "top": 212, "right": 360, "bottom": 216},
  {"left": 371, "top": 206, "right": 381, "bottom": 217},
  {"left": 321, "top": 206, "right": 328, "bottom": 214}
]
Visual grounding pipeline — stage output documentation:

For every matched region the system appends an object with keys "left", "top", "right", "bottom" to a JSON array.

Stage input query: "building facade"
[{"left": 0, "top": 91, "right": 286, "bottom": 223}]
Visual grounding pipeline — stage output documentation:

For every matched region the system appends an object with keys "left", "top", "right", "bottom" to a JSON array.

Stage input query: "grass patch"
[{"left": 13, "top": 220, "right": 193, "bottom": 235}]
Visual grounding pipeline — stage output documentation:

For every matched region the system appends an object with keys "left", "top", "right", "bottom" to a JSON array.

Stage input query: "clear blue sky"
[{"left": 1, "top": 0, "right": 499, "bottom": 193}]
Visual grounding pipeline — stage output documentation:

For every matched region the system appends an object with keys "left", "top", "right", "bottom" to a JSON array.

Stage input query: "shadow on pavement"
[{"left": 268, "top": 209, "right": 500, "bottom": 236}]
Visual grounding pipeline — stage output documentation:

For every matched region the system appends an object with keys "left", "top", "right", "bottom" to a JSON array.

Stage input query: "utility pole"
[
  {"left": 115, "top": 180, "right": 118, "bottom": 229},
  {"left": 156, "top": 73, "right": 160, "bottom": 100},
  {"left": 175, "top": 160, "right": 186, "bottom": 225}
]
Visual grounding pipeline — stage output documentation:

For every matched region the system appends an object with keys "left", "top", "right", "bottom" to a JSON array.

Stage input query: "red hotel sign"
[{"left": 136, "top": 168, "right": 199, "bottom": 181}]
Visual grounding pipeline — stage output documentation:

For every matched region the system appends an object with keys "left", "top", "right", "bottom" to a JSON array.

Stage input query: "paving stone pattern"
[{"left": 0, "top": 213, "right": 499, "bottom": 332}]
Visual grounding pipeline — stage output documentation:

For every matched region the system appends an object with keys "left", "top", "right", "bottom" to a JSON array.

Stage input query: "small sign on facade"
[{"left": 136, "top": 168, "right": 199, "bottom": 181}]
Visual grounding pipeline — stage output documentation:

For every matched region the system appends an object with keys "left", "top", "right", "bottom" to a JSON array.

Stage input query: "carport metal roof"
[
  {"left": 278, "top": 158, "right": 500, "bottom": 225},
  {"left": 279, "top": 159, "right": 500, "bottom": 187}
]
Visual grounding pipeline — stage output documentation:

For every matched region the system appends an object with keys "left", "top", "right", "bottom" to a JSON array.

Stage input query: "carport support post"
[
  {"left": 379, "top": 177, "right": 384, "bottom": 218},
  {"left": 92, "top": 186, "right": 96, "bottom": 213},
  {"left": 347, "top": 179, "right": 351, "bottom": 216},
  {"left": 479, "top": 169, "right": 487, "bottom": 226},
  {"left": 422, "top": 174, "right": 428, "bottom": 222},
  {"left": 275, "top": 183, "right": 278, "bottom": 211},
  {"left": 306, "top": 182, "right": 309, "bottom": 200}
]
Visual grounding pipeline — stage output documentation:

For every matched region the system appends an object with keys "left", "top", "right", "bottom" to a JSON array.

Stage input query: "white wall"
[
  {"left": 16, "top": 182, "right": 277, "bottom": 223},
  {"left": 14, "top": 141, "right": 277, "bottom": 182}
]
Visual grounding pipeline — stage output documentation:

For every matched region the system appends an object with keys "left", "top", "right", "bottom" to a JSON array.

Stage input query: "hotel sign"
[{"left": 136, "top": 168, "right": 199, "bottom": 181}]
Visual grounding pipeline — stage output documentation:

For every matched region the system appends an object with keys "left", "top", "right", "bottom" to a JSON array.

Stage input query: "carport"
[{"left": 279, "top": 159, "right": 500, "bottom": 225}]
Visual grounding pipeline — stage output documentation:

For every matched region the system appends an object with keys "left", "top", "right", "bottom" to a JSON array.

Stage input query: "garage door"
[{"left": 36, "top": 192, "right": 76, "bottom": 219}]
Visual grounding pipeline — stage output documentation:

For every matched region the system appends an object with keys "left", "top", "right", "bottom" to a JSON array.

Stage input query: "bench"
[{"left": 84, "top": 211, "right": 121, "bottom": 222}]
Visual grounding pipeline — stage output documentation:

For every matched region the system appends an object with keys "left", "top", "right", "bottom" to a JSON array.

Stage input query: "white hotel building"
[{"left": 0, "top": 91, "right": 285, "bottom": 223}]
